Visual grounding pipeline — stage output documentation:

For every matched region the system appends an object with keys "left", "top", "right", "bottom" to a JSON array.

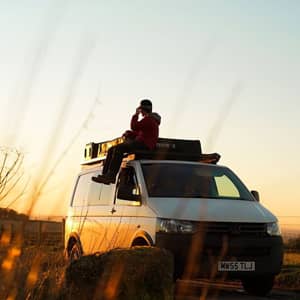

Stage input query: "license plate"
[{"left": 218, "top": 261, "right": 255, "bottom": 271}]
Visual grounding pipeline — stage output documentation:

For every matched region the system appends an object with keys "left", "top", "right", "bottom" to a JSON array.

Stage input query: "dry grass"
[
  {"left": 275, "top": 252, "right": 300, "bottom": 291},
  {"left": 1, "top": 244, "right": 300, "bottom": 299},
  {"left": 283, "top": 252, "right": 300, "bottom": 266},
  {"left": 0, "top": 245, "right": 66, "bottom": 300}
]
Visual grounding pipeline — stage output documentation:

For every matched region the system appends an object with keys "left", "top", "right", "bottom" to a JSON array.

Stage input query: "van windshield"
[{"left": 141, "top": 163, "right": 254, "bottom": 200}]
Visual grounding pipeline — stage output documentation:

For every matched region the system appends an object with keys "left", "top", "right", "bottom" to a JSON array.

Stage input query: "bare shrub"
[{"left": 0, "top": 147, "right": 26, "bottom": 207}]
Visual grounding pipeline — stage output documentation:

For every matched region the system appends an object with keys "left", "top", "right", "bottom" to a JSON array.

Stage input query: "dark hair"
[{"left": 139, "top": 99, "right": 152, "bottom": 113}]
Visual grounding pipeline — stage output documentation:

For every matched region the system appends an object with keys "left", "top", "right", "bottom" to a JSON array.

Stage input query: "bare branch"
[
  {"left": 3, "top": 152, "right": 24, "bottom": 185},
  {"left": 0, "top": 148, "right": 26, "bottom": 204},
  {"left": 0, "top": 171, "right": 24, "bottom": 201},
  {"left": 0, "top": 150, "right": 23, "bottom": 185},
  {"left": 0, "top": 150, "right": 8, "bottom": 180},
  {"left": 5, "top": 175, "right": 31, "bottom": 208}
]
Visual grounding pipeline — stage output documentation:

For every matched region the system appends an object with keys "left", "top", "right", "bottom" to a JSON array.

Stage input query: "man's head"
[{"left": 139, "top": 99, "right": 152, "bottom": 114}]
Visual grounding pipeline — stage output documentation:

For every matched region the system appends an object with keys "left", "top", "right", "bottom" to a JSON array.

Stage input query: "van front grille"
[
  {"left": 203, "top": 246, "right": 270, "bottom": 257},
  {"left": 193, "top": 222, "right": 270, "bottom": 258},
  {"left": 194, "top": 222, "right": 267, "bottom": 236}
]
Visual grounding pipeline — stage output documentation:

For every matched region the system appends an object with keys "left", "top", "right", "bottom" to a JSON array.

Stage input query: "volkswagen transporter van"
[{"left": 65, "top": 138, "right": 283, "bottom": 296}]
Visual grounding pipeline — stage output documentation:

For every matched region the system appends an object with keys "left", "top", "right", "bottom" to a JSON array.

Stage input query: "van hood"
[{"left": 147, "top": 197, "right": 277, "bottom": 223}]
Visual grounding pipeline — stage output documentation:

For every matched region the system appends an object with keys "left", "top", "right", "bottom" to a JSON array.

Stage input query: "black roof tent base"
[{"left": 133, "top": 151, "right": 220, "bottom": 163}]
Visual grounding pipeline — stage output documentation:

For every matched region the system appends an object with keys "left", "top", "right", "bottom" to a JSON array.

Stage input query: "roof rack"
[{"left": 82, "top": 137, "right": 220, "bottom": 165}]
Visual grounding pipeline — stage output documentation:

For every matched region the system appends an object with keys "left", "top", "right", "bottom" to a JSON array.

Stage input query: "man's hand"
[
  {"left": 123, "top": 130, "right": 137, "bottom": 140},
  {"left": 123, "top": 130, "right": 132, "bottom": 138},
  {"left": 135, "top": 107, "right": 141, "bottom": 115}
]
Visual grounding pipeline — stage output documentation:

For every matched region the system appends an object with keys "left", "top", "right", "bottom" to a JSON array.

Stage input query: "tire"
[
  {"left": 131, "top": 237, "right": 150, "bottom": 247},
  {"left": 241, "top": 275, "right": 275, "bottom": 296},
  {"left": 69, "top": 241, "right": 83, "bottom": 263}
]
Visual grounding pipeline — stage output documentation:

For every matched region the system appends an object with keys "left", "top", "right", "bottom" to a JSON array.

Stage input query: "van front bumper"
[{"left": 155, "top": 232, "right": 283, "bottom": 278}]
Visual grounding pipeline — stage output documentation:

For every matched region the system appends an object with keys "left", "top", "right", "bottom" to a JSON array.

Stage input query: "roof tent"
[{"left": 83, "top": 137, "right": 220, "bottom": 165}]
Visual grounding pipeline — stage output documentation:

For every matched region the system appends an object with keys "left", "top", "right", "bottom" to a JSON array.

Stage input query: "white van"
[{"left": 65, "top": 138, "right": 283, "bottom": 296}]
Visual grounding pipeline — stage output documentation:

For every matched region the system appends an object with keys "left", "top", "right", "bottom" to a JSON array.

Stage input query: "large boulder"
[{"left": 63, "top": 246, "right": 174, "bottom": 300}]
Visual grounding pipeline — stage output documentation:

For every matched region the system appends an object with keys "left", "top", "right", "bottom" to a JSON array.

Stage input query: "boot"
[{"left": 92, "top": 173, "right": 115, "bottom": 185}]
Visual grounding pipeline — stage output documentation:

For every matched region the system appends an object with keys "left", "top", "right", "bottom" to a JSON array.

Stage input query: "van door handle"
[{"left": 110, "top": 207, "right": 116, "bottom": 214}]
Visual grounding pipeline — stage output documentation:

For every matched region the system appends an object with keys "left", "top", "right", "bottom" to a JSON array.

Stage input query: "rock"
[{"left": 63, "top": 247, "right": 174, "bottom": 300}]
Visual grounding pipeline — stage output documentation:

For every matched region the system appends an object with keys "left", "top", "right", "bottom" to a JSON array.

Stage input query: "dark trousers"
[{"left": 102, "top": 140, "right": 148, "bottom": 178}]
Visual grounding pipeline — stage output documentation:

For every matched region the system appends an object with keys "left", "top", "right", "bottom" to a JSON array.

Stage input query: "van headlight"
[
  {"left": 267, "top": 222, "right": 281, "bottom": 236},
  {"left": 157, "top": 219, "right": 194, "bottom": 233}
]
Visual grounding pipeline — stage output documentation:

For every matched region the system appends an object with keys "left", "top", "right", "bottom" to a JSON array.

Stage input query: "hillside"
[{"left": 0, "top": 207, "right": 28, "bottom": 221}]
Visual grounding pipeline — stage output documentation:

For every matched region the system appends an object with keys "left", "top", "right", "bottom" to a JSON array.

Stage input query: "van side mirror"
[
  {"left": 251, "top": 190, "right": 260, "bottom": 202},
  {"left": 117, "top": 185, "right": 141, "bottom": 202}
]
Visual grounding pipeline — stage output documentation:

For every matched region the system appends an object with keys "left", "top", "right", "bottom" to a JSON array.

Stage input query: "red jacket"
[{"left": 129, "top": 113, "right": 160, "bottom": 150}]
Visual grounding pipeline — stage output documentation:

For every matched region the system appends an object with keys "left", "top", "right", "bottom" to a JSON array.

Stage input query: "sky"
[{"left": 0, "top": 1, "right": 299, "bottom": 224}]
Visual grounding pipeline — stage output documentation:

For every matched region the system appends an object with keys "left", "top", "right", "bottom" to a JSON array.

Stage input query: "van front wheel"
[
  {"left": 241, "top": 275, "right": 274, "bottom": 296},
  {"left": 69, "top": 241, "right": 83, "bottom": 263},
  {"left": 131, "top": 237, "right": 150, "bottom": 247}
]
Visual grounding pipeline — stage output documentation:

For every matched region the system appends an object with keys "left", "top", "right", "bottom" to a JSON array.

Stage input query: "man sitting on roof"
[{"left": 92, "top": 99, "right": 161, "bottom": 185}]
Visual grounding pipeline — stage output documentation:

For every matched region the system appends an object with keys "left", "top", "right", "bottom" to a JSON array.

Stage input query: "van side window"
[
  {"left": 86, "top": 169, "right": 114, "bottom": 205},
  {"left": 90, "top": 180, "right": 114, "bottom": 206},
  {"left": 72, "top": 173, "right": 92, "bottom": 206},
  {"left": 87, "top": 176, "right": 101, "bottom": 205},
  {"left": 73, "top": 171, "right": 114, "bottom": 206}
]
